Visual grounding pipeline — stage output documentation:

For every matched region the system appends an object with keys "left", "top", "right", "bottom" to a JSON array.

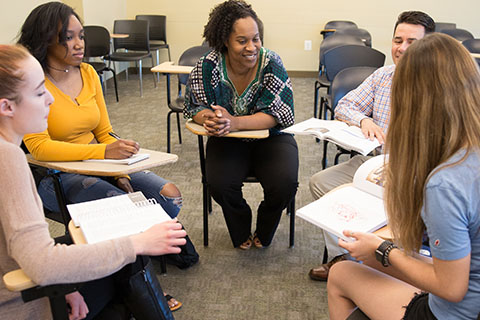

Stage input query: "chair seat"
[
  {"left": 87, "top": 61, "right": 108, "bottom": 73},
  {"left": 150, "top": 43, "right": 169, "bottom": 50},
  {"left": 106, "top": 52, "right": 151, "bottom": 61},
  {"left": 317, "top": 73, "right": 330, "bottom": 87}
]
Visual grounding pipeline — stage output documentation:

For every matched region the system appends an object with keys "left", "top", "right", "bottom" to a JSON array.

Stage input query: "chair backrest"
[
  {"left": 324, "top": 45, "right": 385, "bottom": 81},
  {"left": 324, "top": 20, "right": 358, "bottom": 30},
  {"left": 113, "top": 19, "right": 150, "bottom": 52},
  {"left": 331, "top": 66, "right": 378, "bottom": 110},
  {"left": 440, "top": 28, "right": 474, "bottom": 42},
  {"left": 462, "top": 39, "right": 480, "bottom": 53},
  {"left": 319, "top": 34, "right": 365, "bottom": 71},
  {"left": 435, "top": 22, "right": 457, "bottom": 32},
  {"left": 335, "top": 28, "right": 372, "bottom": 47},
  {"left": 177, "top": 46, "right": 211, "bottom": 86},
  {"left": 136, "top": 15, "right": 167, "bottom": 43},
  {"left": 84, "top": 25, "right": 111, "bottom": 58}
]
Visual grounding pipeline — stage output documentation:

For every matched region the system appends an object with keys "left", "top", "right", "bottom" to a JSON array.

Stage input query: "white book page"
[
  {"left": 297, "top": 186, "right": 387, "bottom": 242},
  {"left": 323, "top": 126, "right": 380, "bottom": 156},
  {"left": 83, "top": 153, "right": 150, "bottom": 165},
  {"left": 353, "top": 155, "right": 385, "bottom": 199},
  {"left": 67, "top": 194, "right": 135, "bottom": 227},
  {"left": 80, "top": 203, "right": 170, "bottom": 244},
  {"left": 282, "top": 118, "right": 348, "bottom": 139}
]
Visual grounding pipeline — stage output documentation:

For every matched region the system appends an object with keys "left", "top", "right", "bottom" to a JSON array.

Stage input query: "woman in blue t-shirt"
[{"left": 327, "top": 33, "right": 480, "bottom": 320}]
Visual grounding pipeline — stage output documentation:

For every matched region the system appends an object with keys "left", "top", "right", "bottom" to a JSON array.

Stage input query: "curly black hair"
[
  {"left": 203, "top": 0, "right": 263, "bottom": 53},
  {"left": 17, "top": 1, "right": 82, "bottom": 70}
]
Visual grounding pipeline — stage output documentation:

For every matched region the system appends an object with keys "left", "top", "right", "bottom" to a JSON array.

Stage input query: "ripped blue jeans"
[{"left": 38, "top": 171, "right": 182, "bottom": 218}]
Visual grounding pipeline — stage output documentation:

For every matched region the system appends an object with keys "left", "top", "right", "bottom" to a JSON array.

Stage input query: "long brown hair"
[
  {"left": 385, "top": 33, "right": 480, "bottom": 253},
  {"left": 0, "top": 44, "right": 30, "bottom": 103}
]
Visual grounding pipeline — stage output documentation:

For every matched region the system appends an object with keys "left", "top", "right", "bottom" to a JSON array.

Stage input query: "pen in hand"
[{"left": 109, "top": 132, "right": 122, "bottom": 140}]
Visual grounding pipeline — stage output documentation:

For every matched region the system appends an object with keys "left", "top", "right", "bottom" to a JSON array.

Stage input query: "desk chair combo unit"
[
  {"left": 151, "top": 45, "right": 211, "bottom": 153},
  {"left": 321, "top": 66, "right": 379, "bottom": 169},
  {"left": 185, "top": 120, "right": 296, "bottom": 248},
  {"left": 105, "top": 19, "right": 157, "bottom": 97},
  {"left": 83, "top": 25, "right": 119, "bottom": 102},
  {"left": 136, "top": 15, "right": 171, "bottom": 83},
  {"left": 440, "top": 28, "right": 474, "bottom": 42},
  {"left": 320, "top": 20, "right": 358, "bottom": 39},
  {"left": 462, "top": 39, "right": 480, "bottom": 66}
]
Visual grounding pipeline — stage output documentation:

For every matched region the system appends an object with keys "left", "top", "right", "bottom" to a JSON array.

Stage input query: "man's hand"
[
  {"left": 65, "top": 291, "right": 89, "bottom": 320},
  {"left": 360, "top": 118, "right": 385, "bottom": 144}
]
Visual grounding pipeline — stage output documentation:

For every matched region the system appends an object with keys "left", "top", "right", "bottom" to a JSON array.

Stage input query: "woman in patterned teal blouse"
[{"left": 184, "top": 0, "right": 298, "bottom": 250}]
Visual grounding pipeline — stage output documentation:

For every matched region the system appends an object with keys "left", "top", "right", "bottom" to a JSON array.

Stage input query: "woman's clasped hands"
[{"left": 202, "top": 105, "right": 236, "bottom": 136}]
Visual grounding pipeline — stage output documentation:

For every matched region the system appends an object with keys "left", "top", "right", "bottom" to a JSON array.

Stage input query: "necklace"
[{"left": 47, "top": 65, "right": 69, "bottom": 73}]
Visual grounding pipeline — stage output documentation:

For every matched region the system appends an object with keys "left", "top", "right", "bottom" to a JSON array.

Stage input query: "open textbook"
[
  {"left": 83, "top": 153, "right": 150, "bottom": 165},
  {"left": 282, "top": 118, "right": 380, "bottom": 156},
  {"left": 297, "top": 155, "right": 387, "bottom": 242},
  {"left": 67, "top": 191, "right": 171, "bottom": 244}
]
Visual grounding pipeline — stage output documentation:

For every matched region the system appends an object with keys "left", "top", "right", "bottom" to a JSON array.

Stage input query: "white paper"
[{"left": 83, "top": 153, "right": 150, "bottom": 165}]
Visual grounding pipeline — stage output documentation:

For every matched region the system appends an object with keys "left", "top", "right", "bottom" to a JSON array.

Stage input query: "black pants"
[{"left": 206, "top": 134, "right": 299, "bottom": 247}]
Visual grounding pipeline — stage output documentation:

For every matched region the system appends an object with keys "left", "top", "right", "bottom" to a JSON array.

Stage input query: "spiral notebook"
[{"left": 67, "top": 192, "right": 171, "bottom": 244}]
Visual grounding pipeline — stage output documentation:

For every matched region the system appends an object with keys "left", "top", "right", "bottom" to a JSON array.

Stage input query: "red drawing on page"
[{"left": 333, "top": 203, "right": 359, "bottom": 222}]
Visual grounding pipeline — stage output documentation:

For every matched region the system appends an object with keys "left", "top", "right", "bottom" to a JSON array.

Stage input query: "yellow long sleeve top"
[{"left": 23, "top": 63, "right": 117, "bottom": 161}]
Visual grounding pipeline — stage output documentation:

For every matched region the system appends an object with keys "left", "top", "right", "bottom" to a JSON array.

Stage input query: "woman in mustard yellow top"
[
  {"left": 18, "top": 2, "right": 184, "bottom": 313},
  {"left": 19, "top": 4, "right": 182, "bottom": 220}
]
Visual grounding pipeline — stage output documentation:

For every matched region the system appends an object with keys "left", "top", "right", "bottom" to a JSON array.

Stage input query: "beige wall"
[
  {"left": 2, "top": 0, "right": 480, "bottom": 71},
  {"left": 126, "top": 0, "right": 480, "bottom": 70}
]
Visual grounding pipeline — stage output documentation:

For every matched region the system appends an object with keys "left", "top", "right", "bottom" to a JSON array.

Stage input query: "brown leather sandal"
[{"left": 239, "top": 235, "right": 253, "bottom": 250}]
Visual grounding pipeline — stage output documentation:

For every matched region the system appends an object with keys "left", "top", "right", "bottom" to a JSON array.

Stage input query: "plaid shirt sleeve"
[{"left": 334, "top": 65, "right": 394, "bottom": 131}]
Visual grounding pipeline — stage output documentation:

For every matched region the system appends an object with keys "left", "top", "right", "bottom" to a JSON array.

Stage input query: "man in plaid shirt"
[{"left": 308, "top": 11, "right": 435, "bottom": 281}]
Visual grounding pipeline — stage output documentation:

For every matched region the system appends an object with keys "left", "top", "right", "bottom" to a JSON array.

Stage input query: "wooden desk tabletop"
[
  {"left": 69, "top": 220, "right": 87, "bottom": 245},
  {"left": 26, "top": 148, "right": 178, "bottom": 176},
  {"left": 185, "top": 119, "right": 269, "bottom": 139},
  {"left": 471, "top": 53, "right": 480, "bottom": 59},
  {"left": 151, "top": 61, "right": 194, "bottom": 74},
  {"left": 111, "top": 33, "right": 129, "bottom": 39},
  {"left": 3, "top": 269, "right": 36, "bottom": 291}
]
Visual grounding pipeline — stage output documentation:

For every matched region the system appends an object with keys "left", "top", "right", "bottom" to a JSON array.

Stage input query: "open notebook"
[
  {"left": 282, "top": 118, "right": 380, "bottom": 156},
  {"left": 67, "top": 191, "right": 171, "bottom": 244},
  {"left": 297, "top": 155, "right": 387, "bottom": 242}
]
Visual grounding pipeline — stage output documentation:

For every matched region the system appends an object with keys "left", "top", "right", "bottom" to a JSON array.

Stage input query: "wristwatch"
[{"left": 375, "top": 240, "right": 397, "bottom": 267}]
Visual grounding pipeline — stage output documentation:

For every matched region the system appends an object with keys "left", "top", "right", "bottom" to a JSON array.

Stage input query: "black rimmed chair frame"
[
  {"left": 105, "top": 19, "right": 157, "bottom": 97},
  {"left": 83, "top": 25, "right": 119, "bottom": 102}
]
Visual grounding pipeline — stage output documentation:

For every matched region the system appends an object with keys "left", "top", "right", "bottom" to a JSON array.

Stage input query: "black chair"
[
  {"left": 136, "top": 15, "right": 171, "bottom": 82},
  {"left": 163, "top": 46, "right": 211, "bottom": 153},
  {"left": 105, "top": 19, "right": 156, "bottom": 97},
  {"left": 462, "top": 38, "right": 480, "bottom": 66},
  {"left": 440, "top": 28, "right": 474, "bottom": 42},
  {"left": 314, "top": 34, "right": 365, "bottom": 118},
  {"left": 321, "top": 66, "right": 378, "bottom": 169},
  {"left": 335, "top": 28, "right": 372, "bottom": 47},
  {"left": 321, "top": 20, "right": 358, "bottom": 39},
  {"left": 83, "top": 25, "right": 119, "bottom": 102},
  {"left": 435, "top": 22, "right": 456, "bottom": 32},
  {"left": 322, "top": 45, "right": 385, "bottom": 120}
]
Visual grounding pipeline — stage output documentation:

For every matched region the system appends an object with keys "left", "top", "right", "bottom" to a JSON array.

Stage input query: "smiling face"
[
  {"left": 13, "top": 55, "right": 54, "bottom": 136},
  {"left": 391, "top": 23, "right": 426, "bottom": 64},
  {"left": 47, "top": 14, "right": 84, "bottom": 69},
  {"left": 225, "top": 16, "right": 262, "bottom": 71}
]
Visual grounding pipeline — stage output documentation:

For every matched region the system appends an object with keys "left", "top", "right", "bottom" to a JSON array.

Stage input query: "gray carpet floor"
[{"left": 49, "top": 69, "right": 342, "bottom": 320}]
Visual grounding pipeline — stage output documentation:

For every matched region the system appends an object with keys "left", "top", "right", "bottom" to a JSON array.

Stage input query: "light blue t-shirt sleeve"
[{"left": 422, "top": 183, "right": 471, "bottom": 261}]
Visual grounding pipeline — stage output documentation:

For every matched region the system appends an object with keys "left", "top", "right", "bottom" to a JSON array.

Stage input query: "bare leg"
[
  {"left": 160, "top": 182, "right": 181, "bottom": 198},
  {"left": 327, "top": 261, "right": 419, "bottom": 320}
]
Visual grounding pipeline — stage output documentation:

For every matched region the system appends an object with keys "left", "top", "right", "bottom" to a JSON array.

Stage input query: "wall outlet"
[{"left": 304, "top": 40, "right": 312, "bottom": 51}]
